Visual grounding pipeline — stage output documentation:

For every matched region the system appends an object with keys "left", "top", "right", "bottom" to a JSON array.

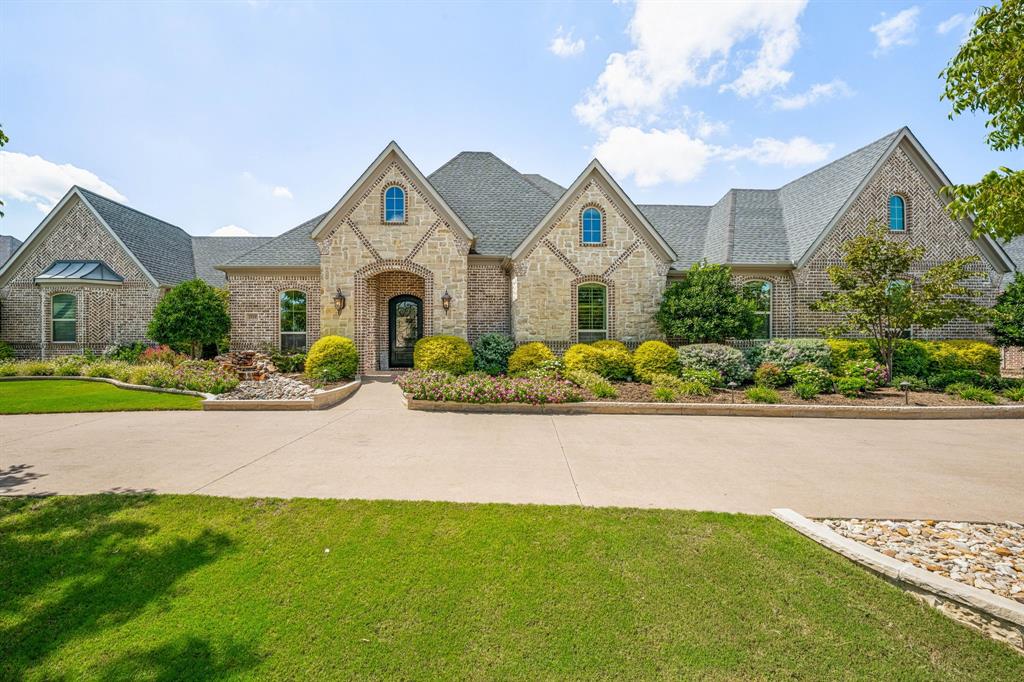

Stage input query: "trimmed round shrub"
[
  {"left": 826, "top": 338, "right": 874, "bottom": 366},
  {"left": 632, "top": 340, "right": 678, "bottom": 383},
  {"left": 507, "top": 342, "right": 554, "bottom": 376},
  {"left": 787, "top": 363, "right": 833, "bottom": 393},
  {"left": 888, "top": 339, "right": 932, "bottom": 378},
  {"left": 563, "top": 343, "right": 632, "bottom": 380},
  {"left": 836, "top": 376, "right": 868, "bottom": 397},
  {"left": 305, "top": 335, "right": 360, "bottom": 381},
  {"left": 413, "top": 335, "right": 473, "bottom": 375},
  {"left": 760, "top": 338, "right": 831, "bottom": 371},
  {"left": 927, "top": 340, "right": 1000, "bottom": 375},
  {"left": 472, "top": 333, "right": 516, "bottom": 376},
  {"left": 753, "top": 362, "right": 787, "bottom": 388},
  {"left": 591, "top": 339, "right": 629, "bottom": 353},
  {"left": 676, "top": 343, "right": 751, "bottom": 385},
  {"left": 840, "top": 359, "right": 888, "bottom": 390},
  {"left": 0, "top": 341, "right": 14, "bottom": 362}
]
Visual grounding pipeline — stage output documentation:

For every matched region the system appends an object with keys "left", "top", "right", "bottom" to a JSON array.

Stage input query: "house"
[
  {"left": 0, "top": 127, "right": 1016, "bottom": 371},
  {"left": 0, "top": 235, "right": 21, "bottom": 265}
]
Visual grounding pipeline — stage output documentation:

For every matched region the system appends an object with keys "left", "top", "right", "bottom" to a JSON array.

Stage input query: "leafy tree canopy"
[
  {"left": 148, "top": 279, "right": 230, "bottom": 359},
  {"left": 810, "top": 222, "right": 991, "bottom": 377},
  {"left": 655, "top": 262, "right": 759, "bottom": 344},
  {"left": 940, "top": 0, "right": 1024, "bottom": 240},
  {"left": 991, "top": 272, "right": 1024, "bottom": 346}
]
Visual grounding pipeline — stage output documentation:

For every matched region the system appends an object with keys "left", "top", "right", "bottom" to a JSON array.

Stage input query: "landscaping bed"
[
  {"left": 0, "top": 379, "right": 203, "bottom": 414},
  {"left": 1, "top": 494, "right": 1021, "bottom": 679}
]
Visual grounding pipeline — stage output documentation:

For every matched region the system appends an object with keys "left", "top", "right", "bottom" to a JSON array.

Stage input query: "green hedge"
[
  {"left": 306, "top": 335, "right": 359, "bottom": 381},
  {"left": 413, "top": 336, "right": 474, "bottom": 375},
  {"left": 507, "top": 342, "right": 555, "bottom": 376},
  {"left": 563, "top": 343, "right": 633, "bottom": 380}
]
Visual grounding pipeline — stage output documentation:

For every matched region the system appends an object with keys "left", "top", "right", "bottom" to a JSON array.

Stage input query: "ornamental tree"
[
  {"left": 991, "top": 272, "right": 1024, "bottom": 346},
  {"left": 940, "top": 0, "right": 1024, "bottom": 240},
  {"left": 148, "top": 279, "right": 231, "bottom": 359},
  {"left": 810, "top": 222, "right": 991, "bottom": 378},
  {"left": 655, "top": 261, "right": 760, "bottom": 343}
]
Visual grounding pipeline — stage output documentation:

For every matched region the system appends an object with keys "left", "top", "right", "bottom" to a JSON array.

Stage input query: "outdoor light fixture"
[
  {"left": 332, "top": 287, "right": 346, "bottom": 313},
  {"left": 727, "top": 381, "right": 738, "bottom": 403},
  {"left": 441, "top": 289, "right": 452, "bottom": 315},
  {"left": 900, "top": 380, "right": 910, "bottom": 405}
]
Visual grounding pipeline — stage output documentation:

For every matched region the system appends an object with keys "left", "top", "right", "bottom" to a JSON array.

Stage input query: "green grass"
[
  {"left": 0, "top": 496, "right": 1020, "bottom": 680},
  {"left": 0, "top": 379, "right": 202, "bottom": 414}
]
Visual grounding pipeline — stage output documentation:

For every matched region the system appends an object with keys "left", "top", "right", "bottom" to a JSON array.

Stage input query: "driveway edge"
[{"left": 771, "top": 508, "right": 1024, "bottom": 652}]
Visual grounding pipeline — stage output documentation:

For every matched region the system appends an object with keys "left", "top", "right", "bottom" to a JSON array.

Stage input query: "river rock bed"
[
  {"left": 215, "top": 375, "right": 319, "bottom": 400},
  {"left": 823, "top": 518, "right": 1024, "bottom": 602}
]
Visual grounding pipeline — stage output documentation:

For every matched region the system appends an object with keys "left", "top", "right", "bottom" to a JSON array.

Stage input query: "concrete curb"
[
  {"left": 0, "top": 374, "right": 213, "bottom": 399},
  {"left": 404, "top": 395, "right": 1024, "bottom": 419},
  {"left": 772, "top": 508, "right": 1024, "bottom": 651},
  {"left": 202, "top": 378, "right": 360, "bottom": 411}
]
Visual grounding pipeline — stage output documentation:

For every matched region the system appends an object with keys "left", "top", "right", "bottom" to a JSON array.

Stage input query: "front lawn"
[
  {"left": 0, "top": 379, "right": 203, "bottom": 414},
  {"left": 1, "top": 496, "right": 1020, "bottom": 679}
]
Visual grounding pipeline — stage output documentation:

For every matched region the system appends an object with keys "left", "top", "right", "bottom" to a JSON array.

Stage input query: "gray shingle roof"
[
  {"left": 638, "top": 205, "right": 710, "bottom": 267},
  {"left": 520, "top": 173, "right": 565, "bottom": 200},
  {"left": 77, "top": 187, "right": 196, "bottom": 285},
  {"left": 428, "top": 152, "right": 559, "bottom": 256},
  {"left": 192, "top": 236, "right": 272, "bottom": 285},
  {"left": 219, "top": 214, "right": 325, "bottom": 268}
]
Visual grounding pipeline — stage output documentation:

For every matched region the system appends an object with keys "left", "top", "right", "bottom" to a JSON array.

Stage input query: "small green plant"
[
  {"left": 270, "top": 349, "right": 307, "bottom": 373},
  {"left": 652, "top": 373, "right": 711, "bottom": 397},
  {"left": 472, "top": 333, "right": 516, "bottom": 376},
  {"left": 835, "top": 376, "right": 868, "bottom": 398},
  {"left": 946, "top": 383, "right": 999, "bottom": 404},
  {"left": 129, "top": 362, "right": 176, "bottom": 388},
  {"left": 745, "top": 386, "right": 780, "bottom": 404},
  {"left": 679, "top": 368, "right": 723, "bottom": 387},
  {"left": 105, "top": 341, "right": 148, "bottom": 363},
  {"left": 507, "top": 342, "right": 555, "bottom": 376},
  {"left": 787, "top": 363, "right": 833, "bottom": 393},
  {"left": 632, "top": 340, "right": 678, "bottom": 383},
  {"left": 891, "top": 374, "right": 927, "bottom": 392},
  {"left": 652, "top": 386, "right": 676, "bottom": 402},
  {"left": 0, "top": 341, "right": 14, "bottom": 362},
  {"left": 1003, "top": 386, "right": 1024, "bottom": 402},
  {"left": 753, "top": 362, "right": 786, "bottom": 388},
  {"left": 792, "top": 382, "right": 819, "bottom": 400},
  {"left": 306, "top": 335, "right": 359, "bottom": 381},
  {"left": 927, "top": 369, "right": 985, "bottom": 390},
  {"left": 565, "top": 368, "right": 618, "bottom": 399},
  {"left": 83, "top": 360, "right": 132, "bottom": 382}
]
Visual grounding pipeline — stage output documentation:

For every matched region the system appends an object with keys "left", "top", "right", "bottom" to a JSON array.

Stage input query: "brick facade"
[
  {"left": 226, "top": 271, "right": 321, "bottom": 351},
  {"left": 0, "top": 198, "right": 161, "bottom": 358},
  {"left": 466, "top": 259, "right": 510, "bottom": 343}
]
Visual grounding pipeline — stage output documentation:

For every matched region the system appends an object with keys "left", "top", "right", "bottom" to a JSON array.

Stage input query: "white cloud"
[
  {"left": 870, "top": 7, "right": 920, "bottom": 56},
  {"left": 722, "top": 136, "right": 833, "bottom": 167},
  {"left": 210, "top": 224, "right": 256, "bottom": 237},
  {"left": 594, "top": 127, "right": 715, "bottom": 187},
  {"left": 0, "top": 151, "right": 126, "bottom": 213},
  {"left": 772, "top": 79, "right": 853, "bottom": 110},
  {"left": 936, "top": 13, "right": 966, "bottom": 34},
  {"left": 549, "top": 26, "right": 585, "bottom": 57},
  {"left": 574, "top": 0, "right": 807, "bottom": 131},
  {"left": 271, "top": 185, "right": 293, "bottom": 199}
]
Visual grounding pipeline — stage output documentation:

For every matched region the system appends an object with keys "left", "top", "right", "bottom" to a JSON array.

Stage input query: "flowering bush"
[
  {"left": 83, "top": 361, "right": 132, "bottom": 382},
  {"left": 4, "top": 360, "right": 54, "bottom": 376},
  {"left": 632, "top": 340, "right": 678, "bottom": 383},
  {"left": 472, "top": 333, "right": 516, "bottom": 375},
  {"left": 129, "top": 362, "right": 177, "bottom": 388},
  {"left": 171, "top": 360, "right": 239, "bottom": 394},
  {"left": 840, "top": 359, "right": 888, "bottom": 389},
  {"left": 106, "top": 341, "right": 149, "bottom": 363},
  {"left": 139, "top": 344, "right": 186, "bottom": 366},
  {"left": 836, "top": 376, "right": 868, "bottom": 397},
  {"left": 51, "top": 355, "right": 87, "bottom": 376},
  {"left": 565, "top": 368, "right": 617, "bottom": 398},
  {"left": 787, "top": 363, "right": 834, "bottom": 393},
  {"left": 563, "top": 343, "right": 632, "bottom": 380},
  {"left": 760, "top": 338, "right": 832, "bottom": 371},
  {"left": 753, "top": 362, "right": 787, "bottom": 388},
  {"left": 507, "top": 342, "right": 555, "bottom": 376},
  {"left": 676, "top": 343, "right": 751, "bottom": 384},
  {"left": 398, "top": 370, "right": 582, "bottom": 404}
]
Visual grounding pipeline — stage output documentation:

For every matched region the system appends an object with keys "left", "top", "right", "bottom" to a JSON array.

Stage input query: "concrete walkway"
[{"left": 2, "top": 380, "right": 1022, "bottom": 520}]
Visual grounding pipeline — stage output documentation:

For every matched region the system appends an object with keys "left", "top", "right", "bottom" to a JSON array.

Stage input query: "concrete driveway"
[{"left": 2, "top": 379, "right": 1022, "bottom": 520}]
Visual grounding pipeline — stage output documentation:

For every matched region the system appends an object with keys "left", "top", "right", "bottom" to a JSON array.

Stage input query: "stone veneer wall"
[
  {"left": 315, "top": 159, "right": 469, "bottom": 372},
  {"left": 793, "top": 143, "right": 1002, "bottom": 340},
  {"left": 467, "top": 261, "right": 510, "bottom": 342},
  {"left": 511, "top": 177, "right": 669, "bottom": 344},
  {"left": 226, "top": 272, "right": 321, "bottom": 351},
  {"left": 0, "top": 198, "right": 161, "bottom": 358}
]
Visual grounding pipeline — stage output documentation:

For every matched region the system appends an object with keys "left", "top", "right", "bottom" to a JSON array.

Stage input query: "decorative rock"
[
  {"left": 215, "top": 375, "right": 318, "bottom": 400},
  {"left": 215, "top": 350, "right": 278, "bottom": 382}
]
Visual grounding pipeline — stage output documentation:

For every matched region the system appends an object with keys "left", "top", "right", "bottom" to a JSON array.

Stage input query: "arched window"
[
  {"left": 280, "top": 290, "right": 307, "bottom": 350},
  {"left": 742, "top": 280, "right": 772, "bottom": 339},
  {"left": 577, "top": 283, "right": 607, "bottom": 342},
  {"left": 384, "top": 186, "right": 405, "bottom": 223},
  {"left": 581, "top": 207, "right": 603, "bottom": 245},
  {"left": 52, "top": 293, "right": 77, "bottom": 343},
  {"left": 888, "top": 194, "right": 905, "bottom": 231}
]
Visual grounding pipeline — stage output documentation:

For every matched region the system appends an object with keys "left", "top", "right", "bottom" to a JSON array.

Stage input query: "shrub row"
[
  {"left": 397, "top": 370, "right": 583, "bottom": 404},
  {"left": 0, "top": 357, "right": 239, "bottom": 394}
]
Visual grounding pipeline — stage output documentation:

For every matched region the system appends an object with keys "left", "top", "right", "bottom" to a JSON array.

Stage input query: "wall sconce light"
[
  {"left": 332, "top": 287, "right": 346, "bottom": 313},
  {"left": 441, "top": 289, "right": 452, "bottom": 315}
]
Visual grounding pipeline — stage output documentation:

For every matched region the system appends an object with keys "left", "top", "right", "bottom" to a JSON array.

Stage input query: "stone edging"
[
  {"left": 202, "top": 378, "right": 361, "bottom": 411},
  {"left": 403, "top": 395, "right": 1024, "bottom": 419},
  {"left": 771, "top": 508, "right": 1024, "bottom": 653},
  {"left": 0, "top": 374, "right": 213, "bottom": 399}
]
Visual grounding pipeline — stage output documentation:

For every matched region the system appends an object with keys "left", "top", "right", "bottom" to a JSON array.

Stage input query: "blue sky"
[{"left": 1, "top": 0, "right": 1020, "bottom": 241}]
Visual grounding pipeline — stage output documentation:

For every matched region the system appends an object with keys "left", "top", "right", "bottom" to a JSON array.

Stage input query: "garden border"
[
  {"left": 202, "top": 378, "right": 361, "bottom": 411},
  {"left": 771, "top": 508, "right": 1024, "bottom": 653},
  {"left": 403, "top": 395, "right": 1024, "bottom": 419},
  {"left": 0, "top": 375, "right": 214, "bottom": 399}
]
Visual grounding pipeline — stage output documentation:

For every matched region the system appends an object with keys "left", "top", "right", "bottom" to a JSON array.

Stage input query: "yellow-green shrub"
[
  {"left": 826, "top": 339, "right": 874, "bottom": 367},
  {"left": 632, "top": 340, "right": 678, "bottom": 383},
  {"left": 83, "top": 360, "right": 132, "bottom": 382},
  {"left": 591, "top": 339, "right": 629, "bottom": 353},
  {"left": 926, "top": 340, "right": 999, "bottom": 375},
  {"left": 305, "top": 335, "right": 359, "bottom": 381},
  {"left": 563, "top": 343, "right": 632, "bottom": 380},
  {"left": 412, "top": 335, "right": 473, "bottom": 375},
  {"left": 507, "top": 342, "right": 554, "bottom": 376}
]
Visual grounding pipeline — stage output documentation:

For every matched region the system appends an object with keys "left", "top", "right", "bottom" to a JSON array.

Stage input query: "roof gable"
[{"left": 310, "top": 142, "right": 473, "bottom": 244}]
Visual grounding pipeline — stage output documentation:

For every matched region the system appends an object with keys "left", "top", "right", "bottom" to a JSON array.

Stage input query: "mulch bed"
[{"left": 582, "top": 384, "right": 1014, "bottom": 406}]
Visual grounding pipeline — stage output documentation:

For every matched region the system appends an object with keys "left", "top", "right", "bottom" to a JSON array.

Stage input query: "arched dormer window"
[
  {"left": 577, "top": 283, "right": 607, "bottom": 342},
  {"left": 742, "top": 280, "right": 772, "bottom": 339},
  {"left": 888, "top": 194, "right": 906, "bottom": 231},
  {"left": 581, "top": 207, "right": 603, "bottom": 245},
  {"left": 384, "top": 186, "right": 405, "bottom": 223}
]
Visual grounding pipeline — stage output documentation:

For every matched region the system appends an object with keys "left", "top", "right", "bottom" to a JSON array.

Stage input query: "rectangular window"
[
  {"left": 280, "top": 290, "right": 308, "bottom": 351},
  {"left": 52, "top": 293, "right": 77, "bottom": 343},
  {"left": 577, "top": 284, "right": 607, "bottom": 343}
]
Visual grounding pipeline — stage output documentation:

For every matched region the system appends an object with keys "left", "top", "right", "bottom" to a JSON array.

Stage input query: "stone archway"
[{"left": 354, "top": 260, "right": 434, "bottom": 372}]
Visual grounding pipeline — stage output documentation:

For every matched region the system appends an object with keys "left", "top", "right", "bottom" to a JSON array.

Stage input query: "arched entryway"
[{"left": 388, "top": 294, "right": 423, "bottom": 368}]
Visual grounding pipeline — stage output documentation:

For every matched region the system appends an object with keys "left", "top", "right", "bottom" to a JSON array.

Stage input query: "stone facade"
[
  {"left": 0, "top": 198, "right": 161, "bottom": 358},
  {"left": 226, "top": 271, "right": 321, "bottom": 351},
  {"left": 793, "top": 145, "right": 1002, "bottom": 339},
  {"left": 511, "top": 177, "right": 669, "bottom": 345}
]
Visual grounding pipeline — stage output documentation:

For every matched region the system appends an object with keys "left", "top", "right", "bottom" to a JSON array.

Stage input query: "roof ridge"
[
  {"left": 75, "top": 186, "right": 192, "bottom": 238},
  {"left": 779, "top": 128, "right": 903, "bottom": 191}
]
